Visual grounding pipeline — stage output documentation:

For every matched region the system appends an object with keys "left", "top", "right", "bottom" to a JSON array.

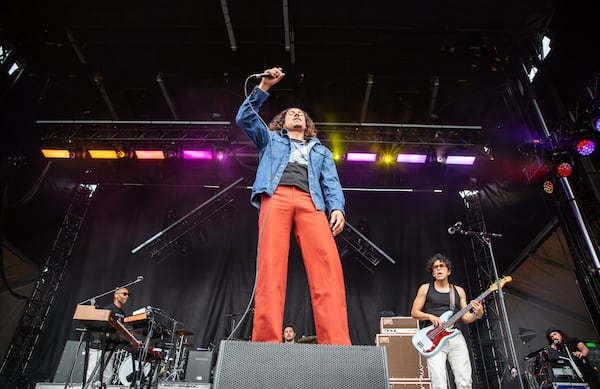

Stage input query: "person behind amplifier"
[
  {"left": 235, "top": 66, "right": 351, "bottom": 346},
  {"left": 546, "top": 327, "right": 600, "bottom": 389},
  {"left": 410, "top": 253, "right": 484, "bottom": 389},
  {"left": 282, "top": 325, "right": 296, "bottom": 344}
]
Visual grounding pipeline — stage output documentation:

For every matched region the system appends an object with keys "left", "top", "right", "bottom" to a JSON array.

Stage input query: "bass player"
[{"left": 410, "top": 253, "right": 484, "bottom": 389}]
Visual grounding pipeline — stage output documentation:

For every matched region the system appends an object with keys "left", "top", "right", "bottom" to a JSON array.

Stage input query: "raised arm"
[{"left": 235, "top": 67, "right": 286, "bottom": 148}]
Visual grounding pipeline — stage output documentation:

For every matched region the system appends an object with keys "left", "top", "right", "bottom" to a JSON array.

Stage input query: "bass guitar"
[{"left": 412, "top": 276, "right": 512, "bottom": 357}]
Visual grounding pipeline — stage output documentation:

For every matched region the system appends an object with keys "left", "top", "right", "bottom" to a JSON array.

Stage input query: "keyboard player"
[
  {"left": 104, "top": 287, "right": 130, "bottom": 322},
  {"left": 87, "top": 287, "right": 131, "bottom": 384}
]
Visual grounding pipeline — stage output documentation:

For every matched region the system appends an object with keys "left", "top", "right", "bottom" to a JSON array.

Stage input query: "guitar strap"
[{"left": 449, "top": 284, "right": 456, "bottom": 312}]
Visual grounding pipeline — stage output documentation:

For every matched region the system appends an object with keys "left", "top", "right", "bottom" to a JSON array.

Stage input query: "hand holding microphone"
[{"left": 254, "top": 67, "right": 285, "bottom": 92}]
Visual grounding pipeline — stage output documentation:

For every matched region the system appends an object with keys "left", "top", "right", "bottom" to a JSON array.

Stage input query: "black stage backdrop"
[{"left": 20, "top": 176, "right": 552, "bottom": 382}]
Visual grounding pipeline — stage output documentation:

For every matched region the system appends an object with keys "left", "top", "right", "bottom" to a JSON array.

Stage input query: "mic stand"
[
  {"left": 560, "top": 345, "right": 585, "bottom": 382},
  {"left": 78, "top": 275, "right": 144, "bottom": 306},
  {"left": 461, "top": 227, "right": 524, "bottom": 389},
  {"left": 152, "top": 307, "right": 184, "bottom": 378}
]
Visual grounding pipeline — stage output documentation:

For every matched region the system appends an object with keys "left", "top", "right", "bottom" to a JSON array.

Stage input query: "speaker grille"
[{"left": 213, "top": 340, "right": 389, "bottom": 389}]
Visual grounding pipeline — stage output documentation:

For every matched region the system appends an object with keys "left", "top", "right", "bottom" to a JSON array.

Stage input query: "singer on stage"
[{"left": 235, "top": 66, "right": 351, "bottom": 345}]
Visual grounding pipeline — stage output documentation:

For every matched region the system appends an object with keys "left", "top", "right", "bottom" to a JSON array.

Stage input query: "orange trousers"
[{"left": 252, "top": 186, "right": 351, "bottom": 345}]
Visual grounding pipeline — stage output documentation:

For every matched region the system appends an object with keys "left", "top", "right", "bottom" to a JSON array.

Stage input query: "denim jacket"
[{"left": 235, "top": 86, "right": 345, "bottom": 217}]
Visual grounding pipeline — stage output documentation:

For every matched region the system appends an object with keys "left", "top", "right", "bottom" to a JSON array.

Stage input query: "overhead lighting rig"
[
  {"left": 37, "top": 119, "right": 491, "bottom": 165},
  {"left": 38, "top": 119, "right": 232, "bottom": 160}
]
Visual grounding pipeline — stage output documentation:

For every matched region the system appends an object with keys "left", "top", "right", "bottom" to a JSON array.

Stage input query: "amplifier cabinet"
[
  {"left": 390, "top": 381, "right": 432, "bottom": 389},
  {"left": 158, "top": 383, "right": 212, "bottom": 389},
  {"left": 376, "top": 334, "right": 428, "bottom": 381},
  {"left": 380, "top": 317, "right": 420, "bottom": 335},
  {"left": 36, "top": 385, "right": 136, "bottom": 389}
]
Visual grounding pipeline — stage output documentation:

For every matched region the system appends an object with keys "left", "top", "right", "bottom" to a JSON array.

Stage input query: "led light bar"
[
  {"left": 41, "top": 149, "right": 72, "bottom": 159},
  {"left": 182, "top": 149, "right": 213, "bottom": 160},
  {"left": 445, "top": 155, "right": 476, "bottom": 165},
  {"left": 88, "top": 149, "right": 121, "bottom": 159},
  {"left": 396, "top": 153, "right": 428, "bottom": 164},
  {"left": 134, "top": 150, "right": 165, "bottom": 160},
  {"left": 346, "top": 152, "right": 377, "bottom": 162}
]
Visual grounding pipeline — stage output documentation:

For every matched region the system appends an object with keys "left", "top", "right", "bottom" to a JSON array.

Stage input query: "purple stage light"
[
  {"left": 346, "top": 152, "right": 377, "bottom": 162},
  {"left": 182, "top": 149, "right": 213, "bottom": 160},
  {"left": 576, "top": 139, "right": 595, "bottom": 156},
  {"left": 396, "top": 153, "right": 428, "bottom": 164},
  {"left": 445, "top": 155, "right": 476, "bottom": 165}
]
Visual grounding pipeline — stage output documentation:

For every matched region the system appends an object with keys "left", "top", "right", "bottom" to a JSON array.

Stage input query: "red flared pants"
[{"left": 252, "top": 186, "right": 351, "bottom": 345}]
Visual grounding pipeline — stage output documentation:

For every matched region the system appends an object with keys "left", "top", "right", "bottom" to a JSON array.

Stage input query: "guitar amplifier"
[
  {"left": 390, "top": 382, "right": 431, "bottom": 389},
  {"left": 376, "top": 334, "right": 428, "bottom": 381},
  {"left": 380, "top": 316, "right": 420, "bottom": 334}
]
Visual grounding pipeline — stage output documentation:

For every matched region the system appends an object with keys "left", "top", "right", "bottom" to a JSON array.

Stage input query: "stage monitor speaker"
[
  {"left": 184, "top": 350, "right": 214, "bottom": 383},
  {"left": 213, "top": 340, "right": 389, "bottom": 389},
  {"left": 53, "top": 340, "right": 86, "bottom": 383}
]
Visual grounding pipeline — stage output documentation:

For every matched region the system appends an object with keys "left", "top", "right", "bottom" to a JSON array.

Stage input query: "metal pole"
[{"left": 481, "top": 235, "right": 525, "bottom": 389}]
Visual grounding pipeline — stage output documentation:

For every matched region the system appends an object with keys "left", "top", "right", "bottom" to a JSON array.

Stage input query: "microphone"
[
  {"left": 251, "top": 70, "right": 283, "bottom": 79},
  {"left": 137, "top": 275, "right": 144, "bottom": 281},
  {"left": 553, "top": 339, "right": 560, "bottom": 345},
  {"left": 447, "top": 221, "right": 463, "bottom": 235}
]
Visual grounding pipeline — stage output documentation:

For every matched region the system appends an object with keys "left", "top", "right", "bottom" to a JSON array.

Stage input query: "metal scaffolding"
[
  {"left": 0, "top": 183, "right": 97, "bottom": 388},
  {"left": 461, "top": 189, "right": 521, "bottom": 389}
]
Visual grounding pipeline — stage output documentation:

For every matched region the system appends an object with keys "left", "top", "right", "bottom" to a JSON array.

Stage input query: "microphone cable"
[{"left": 227, "top": 73, "right": 278, "bottom": 340}]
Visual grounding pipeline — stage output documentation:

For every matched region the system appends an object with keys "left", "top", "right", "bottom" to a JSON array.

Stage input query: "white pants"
[
  {"left": 426, "top": 331, "right": 473, "bottom": 389},
  {"left": 87, "top": 348, "right": 118, "bottom": 384}
]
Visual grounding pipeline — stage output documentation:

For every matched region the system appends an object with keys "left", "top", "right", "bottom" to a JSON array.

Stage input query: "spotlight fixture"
[
  {"left": 591, "top": 115, "right": 600, "bottom": 132},
  {"left": 575, "top": 139, "right": 595, "bottom": 156},
  {"left": 115, "top": 148, "right": 129, "bottom": 159},
  {"left": 557, "top": 162, "right": 572, "bottom": 177},
  {"left": 435, "top": 152, "right": 446, "bottom": 164},
  {"left": 213, "top": 146, "right": 228, "bottom": 161},
  {"left": 164, "top": 145, "right": 180, "bottom": 159},
  {"left": 543, "top": 180, "right": 554, "bottom": 194}
]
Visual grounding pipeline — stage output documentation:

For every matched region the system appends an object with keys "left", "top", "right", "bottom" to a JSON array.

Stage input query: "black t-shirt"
[
  {"left": 280, "top": 162, "right": 309, "bottom": 193},
  {"left": 103, "top": 302, "right": 126, "bottom": 322}
]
